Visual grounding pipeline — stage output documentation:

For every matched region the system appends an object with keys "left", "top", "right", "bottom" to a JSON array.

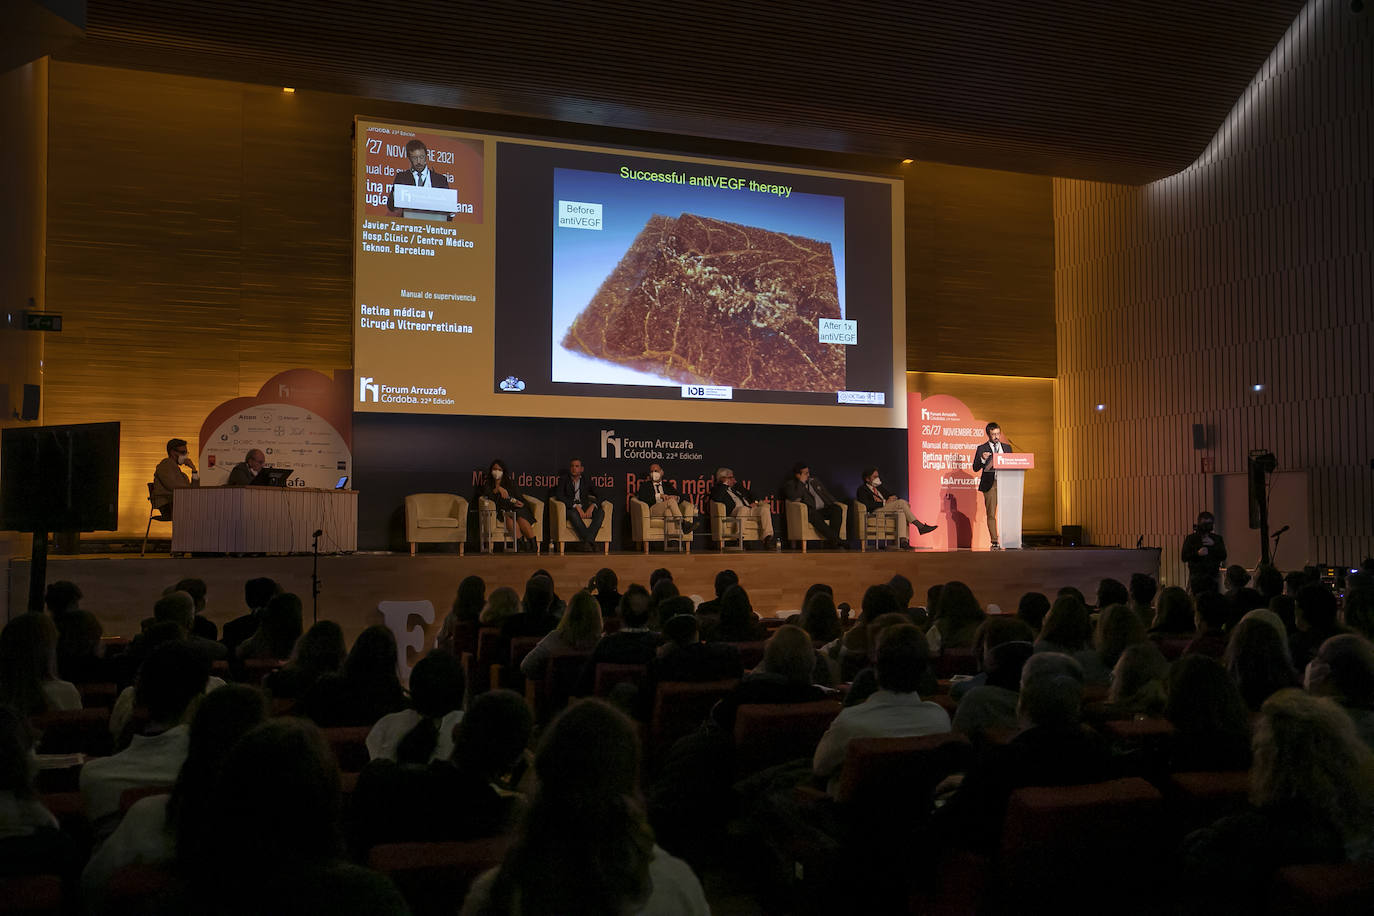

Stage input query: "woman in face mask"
[
  {"left": 482, "top": 458, "right": 538, "bottom": 550},
  {"left": 854, "top": 466, "right": 937, "bottom": 550}
]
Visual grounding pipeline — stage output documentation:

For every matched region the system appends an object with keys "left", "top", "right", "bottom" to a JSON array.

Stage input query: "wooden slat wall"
[{"left": 1054, "top": 0, "right": 1374, "bottom": 587}]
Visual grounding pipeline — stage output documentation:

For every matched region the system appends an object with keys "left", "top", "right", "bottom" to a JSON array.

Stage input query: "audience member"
[
  {"left": 813, "top": 624, "right": 950, "bottom": 786},
  {"left": 831, "top": 584, "right": 902, "bottom": 682},
  {"left": 1290, "top": 584, "right": 1344, "bottom": 671},
  {"left": 109, "top": 623, "right": 226, "bottom": 742},
  {"left": 927, "top": 580, "right": 986, "bottom": 652},
  {"left": 1128, "top": 573, "right": 1157, "bottom": 628},
  {"left": 175, "top": 718, "right": 410, "bottom": 915},
  {"left": 1283, "top": 569, "right": 1309, "bottom": 598},
  {"left": 520, "top": 590, "right": 604, "bottom": 679},
  {"left": 1179, "top": 690, "right": 1374, "bottom": 911},
  {"left": 650, "top": 567, "right": 674, "bottom": 592},
  {"left": 1343, "top": 588, "right": 1374, "bottom": 641},
  {"left": 937, "top": 652, "right": 1112, "bottom": 853},
  {"left": 1225, "top": 612, "right": 1300, "bottom": 711},
  {"left": 1035, "top": 593, "right": 1092, "bottom": 656},
  {"left": 1223, "top": 564, "right": 1251, "bottom": 596},
  {"left": 710, "top": 626, "right": 827, "bottom": 733},
  {"left": 1304, "top": 634, "right": 1374, "bottom": 748},
  {"left": 478, "top": 586, "right": 522, "bottom": 627},
  {"left": 434, "top": 575, "right": 486, "bottom": 654},
  {"left": 649, "top": 614, "right": 743, "bottom": 687},
  {"left": 952, "top": 639, "right": 1035, "bottom": 740},
  {"left": 220, "top": 576, "right": 281, "bottom": 656},
  {"left": 138, "top": 591, "right": 227, "bottom": 664},
  {"left": 366, "top": 650, "right": 465, "bottom": 764},
  {"left": 81, "top": 641, "right": 209, "bottom": 824},
  {"left": 172, "top": 577, "right": 217, "bottom": 641},
  {"left": 235, "top": 591, "right": 303, "bottom": 661},
  {"left": 1105, "top": 643, "right": 1168, "bottom": 717},
  {"left": 798, "top": 590, "right": 842, "bottom": 645},
  {"left": 1096, "top": 577, "right": 1129, "bottom": 611},
  {"left": 1254, "top": 564, "right": 1284, "bottom": 602},
  {"left": 45, "top": 580, "right": 108, "bottom": 683},
  {"left": 648, "top": 578, "right": 681, "bottom": 628},
  {"left": 81, "top": 685, "right": 267, "bottom": 902},
  {"left": 1091, "top": 602, "right": 1147, "bottom": 682},
  {"left": 263, "top": 620, "right": 346, "bottom": 700},
  {"left": 1016, "top": 591, "right": 1051, "bottom": 635},
  {"left": 350, "top": 689, "right": 533, "bottom": 857},
  {"left": 462, "top": 699, "right": 709, "bottom": 915},
  {"left": 1164, "top": 655, "right": 1253, "bottom": 772},
  {"left": 0, "top": 613, "right": 81, "bottom": 716},
  {"left": 1148, "top": 586, "right": 1195, "bottom": 636},
  {"left": 294, "top": 625, "right": 408, "bottom": 728},
  {"left": 590, "top": 567, "right": 622, "bottom": 619},
  {"left": 696, "top": 569, "right": 738, "bottom": 617},
  {"left": 0, "top": 705, "right": 73, "bottom": 878},
  {"left": 574, "top": 588, "right": 661, "bottom": 696},
  {"left": 499, "top": 575, "right": 559, "bottom": 663},
  {"left": 887, "top": 574, "right": 925, "bottom": 627},
  {"left": 1228, "top": 587, "right": 1267, "bottom": 628},
  {"left": 526, "top": 569, "right": 567, "bottom": 618},
  {"left": 949, "top": 616, "right": 1037, "bottom": 702},
  {"left": 1268, "top": 593, "right": 1298, "bottom": 634},
  {"left": 1183, "top": 591, "right": 1231, "bottom": 659},
  {"left": 715, "top": 584, "right": 766, "bottom": 642}
]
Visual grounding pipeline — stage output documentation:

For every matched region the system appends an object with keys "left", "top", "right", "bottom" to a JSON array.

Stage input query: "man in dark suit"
[
  {"left": 855, "top": 466, "right": 938, "bottom": 549},
  {"left": 151, "top": 438, "right": 199, "bottom": 520},
  {"left": 782, "top": 462, "right": 846, "bottom": 548},
  {"left": 552, "top": 458, "right": 604, "bottom": 551},
  {"left": 971, "top": 422, "right": 1007, "bottom": 549},
  {"left": 386, "top": 139, "right": 452, "bottom": 218},
  {"left": 635, "top": 462, "right": 696, "bottom": 535},
  {"left": 710, "top": 467, "right": 775, "bottom": 549},
  {"left": 225, "top": 449, "right": 265, "bottom": 486}
]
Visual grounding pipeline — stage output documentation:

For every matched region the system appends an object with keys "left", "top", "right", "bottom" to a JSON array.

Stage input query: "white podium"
[
  {"left": 991, "top": 453, "right": 1035, "bottom": 549},
  {"left": 391, "top": 184, "right": 458, "bottom": 221}
]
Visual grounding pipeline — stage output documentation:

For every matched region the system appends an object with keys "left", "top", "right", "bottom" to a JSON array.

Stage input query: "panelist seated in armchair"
[
  {"left": 480, "top": 458, "right": 538, "bottom": 551},
  {"left": 635, "top": 463, "right": 697, "bottom": 533},
  {"left": 710, "top": 467, "right": 775, "bottom": 550},
  {"left": 551, "top": 458, "right": 606, "bottom": 552},
  {"left": 782, "top": 462, "right": 847, "bottom": 549},
  {"left": 855, "top": 466, "right": 937, "bottom": 549}
]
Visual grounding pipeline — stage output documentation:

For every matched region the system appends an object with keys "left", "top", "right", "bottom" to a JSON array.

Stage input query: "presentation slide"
[{"left": 354, "top": 119, "right": 905, "bottom": 428}]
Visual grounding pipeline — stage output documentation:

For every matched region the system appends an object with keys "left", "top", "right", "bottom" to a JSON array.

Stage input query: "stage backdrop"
[{"left": 353, "top": 413, "right": 907, "bottom": 551}]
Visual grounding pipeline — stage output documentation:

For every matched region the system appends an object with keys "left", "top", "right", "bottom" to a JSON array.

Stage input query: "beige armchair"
[
  {"left": 708, "top": 500, "right": 765, "bottom": 550},
  {"left": 477, "top": 494, "right": 543, "bottom": 554},
  {"left": 851, "top": 499, "right": 902, "bottom": 551},
  {"left": 784, "top": 500, "right": 849, "bottom": 553},
  {"left": 549, "top": 497, "right": 615, "bottom": 555},
  {"left": 628, "top": 497, "right": 696, "bottom": 553},
  {"left": 404, "top": 493, "right": 469, "bottom": 556}
]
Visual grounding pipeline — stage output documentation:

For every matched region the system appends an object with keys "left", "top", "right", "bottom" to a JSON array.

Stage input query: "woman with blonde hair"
[
  {"left": 519, "top": 590, "right": 604, "bottom": 678},
  {"left": 1181, "top": 690, "right": 1374, "bottom": 908}
]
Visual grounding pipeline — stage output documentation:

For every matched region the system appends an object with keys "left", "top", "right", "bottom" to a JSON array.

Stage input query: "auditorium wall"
[
  {"left": 1054, "top": 0, "right": 1373, "bottom": 586},
  {"left": 30, "top": 59, "right": 1055, "bottom": 539}
]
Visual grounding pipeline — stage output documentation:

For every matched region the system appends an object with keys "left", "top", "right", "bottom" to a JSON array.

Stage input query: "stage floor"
[{"left": 6, "top": 546, "right": 1161, "bottom": 646}]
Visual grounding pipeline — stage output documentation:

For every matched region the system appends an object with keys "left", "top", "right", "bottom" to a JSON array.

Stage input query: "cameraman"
[{"left": 1181, "top": 510, "right": 1227, "bottom": 591}]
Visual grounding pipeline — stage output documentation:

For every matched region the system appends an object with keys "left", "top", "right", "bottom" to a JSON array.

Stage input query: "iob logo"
[{"left": 360, "top": 376, "right": 379, "bottom": 402}]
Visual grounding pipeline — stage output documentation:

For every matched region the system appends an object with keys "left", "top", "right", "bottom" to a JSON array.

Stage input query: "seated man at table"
[
  {"left": 151, "top": 438, "right": 199, "bottom": 520},
  {"left": 710, "top": 467, "right": 775, "bottom": 550},
  {"left": 225, "top": 448, "right": 266, "bottom": 486},
  {"left": 856, "top": 466, "right": 937, "bottom": 549},
  {"left": 635, "top": 462, "right": 696, "bottom": 535},
  {"left": 782, "top": 462, "right": 846, "bottom": 549}
]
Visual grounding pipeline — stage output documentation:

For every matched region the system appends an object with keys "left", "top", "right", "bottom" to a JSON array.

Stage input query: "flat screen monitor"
[{"left": 0, "top": 422, "right": 120, "bottom": 532}]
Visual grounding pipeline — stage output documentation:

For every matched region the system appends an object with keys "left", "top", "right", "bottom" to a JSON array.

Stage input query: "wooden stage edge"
[{"left": 6, "top": 547, "right": 1161, "bottom": 645}]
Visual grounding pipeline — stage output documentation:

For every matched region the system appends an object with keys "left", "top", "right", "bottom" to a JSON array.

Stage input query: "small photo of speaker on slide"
[{"left": 363, "top": 130, "right": 484, "bottom": 224}]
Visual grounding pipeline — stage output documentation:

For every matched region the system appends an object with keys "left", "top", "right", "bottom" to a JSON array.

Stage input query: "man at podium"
[
  {"left": 386, "top": 139, "right": 451, "bottom": 217},
  {"left": 971, "top": 422, "right": 1006, "bottom": 550}
]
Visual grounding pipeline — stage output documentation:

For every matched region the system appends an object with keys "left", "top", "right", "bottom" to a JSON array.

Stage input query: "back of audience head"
[
  {"left": 1343, "top": 588, "right": 1374, "bottom": 641},
  {"left": 649, "top": 577, "right": 680, "bottom": 617},
  {"left": 1224, "top": 565, "right": 1251, "bottom": 591},
  {"left": 656, "top": 595, "right": 694, "bottom": 624},
  {"left": 44, "top": 580, "right": 82, "bottom": 615},
  {"left": 933, "top": 581, "right": 984, "bottom": 629},
  {"left": 1254, "top": 564, "right": 1284, "bottom": 600},
  {"left": 244, "top": 576, "right": 281, "bottom": 612},
  {"left": 0, "top": 613, "right": 62, "bottom": 716},
  {"left": 1231, "top": 588, "right": 1267, "bottom": 621},
  {"left": 257, "top": 592, "right": 304, "bottom": 657},
  {"left": 1039, "top": 594, "right": 1092, "bottom": 651},
  {"left": 874, "top": 624, "right": 931, "bottom": 693},
  {"left": 1296, "top": 584, "right": 1339, "bottom": 633},
  {"left": 452, "top": 575, "right": 486, "bottom": 622},
  {"left": 1129, "top": 573, "right": 1157, "bottom": 609},
  {"left": 1108, "top": 643, "right": 1168, "bottom": 713},
  {"left": 718, "top": 584, "right": 756, "bottom": 639},
  {"left": 1018, "top": 652, "right": 1086, "bottom": 728},
  {"left": 649, "top": 567, "right": 673, "bottom": 591},
  {"left": 1096, "top": 577, "right": 1129, "bottom": 610},
  {"left": 491, "top": 700, "right": 653, "bottom": 915},
  {"left": 1251, "top": 690, "right": 1374, "bottom": 849},
  {"left": 1267, "top": 593, "right": 1298, "bottom": 633},
  {"left": 662, "top": 613, "right": 699, "bottom": 649},
  {"left": 343, "top": 625, "right": 400, "bottom": 687},
  {"left": 1057, "top": 585, "right": 1086, "bottom": 605},
  {"left": 1283, "top": 569, "right": 1309, "bottom": 597},
  {"left": 985, "top": 640, "right": 1036, "bottom": 691},
  {"left": 762, "top": 625, "right": 816, "bottom": 685},
  {"left": 1305, "top": 634, "right": 1374, "bottom": 711},
  {"left": 1152, "top": 586, "right": 1194, "bottom": 633},
  {"left": 973, "top": 616, "right": 1036, "bottom": 672},
  {"left": 803, "top": 582, "right": 833, "bottom": 609},
  {"left": 1166, "top": 654, "right": 1252, "bottom": 740},
  {"left": 559, "top": 590, "right": 604, "bottom": 647},
  {"left": 618, "top": 585, "right": 652, "bottom": 628},
  {"left": 887, "top": 574, "right": 914, "bottom": 610},
  {"left": 925, "top": 583, "right": 944, "bottom": 613},
  {"left": 153, "top": 590, "right": 196, "bottom": 632},
  {"left": 1015, "top": 592, "right": 1050, "bottom": 634},
  {"left": 396, "top": 650, "right": 465, "bottom": 765},
  {"left": 712, "top": 568, "right": 739, "bottom": 599},
  {"left": 0, "top": 706, "right": 38, "bottom": 799},
  {"left": 452, "top": 689, "right": 533, "bottom": 780},
  {"left": 860, "top": 583, "right": 902, "bottom": 625},
  {"left": 522, "top": 574, "right": 555, "bottom": 617},
  {"left": 1194, "top": 591, "right": 1230, "bottom": 633},
  {"left": 137, "top": 640, "right": 211, "bottom": 726},
  {"left": 1187, "top": 575, "right": 1220, "bottom": 597},
  {"left": 173, "top": 577, "right": 208, "bottom": 613},
  {"left": 1094, "top": 603, "right": 1147, "bottom": 668},
  {"left": 592, "top": 567, "right": 619, "bottom": 596},
  {"left": 479, "top": 586, "right": 521, "bottom": 625},
  {"left": 171, "top": 684, "right": 268, "bottom": 862},
  {"left": 800, "top": 590, "right": 841, "bottom": 644},
  {"left": 1225, "top": 613, "right": 1299, "bottom": 710},
  {"left": 287, "top": 620, "right": 346, "bottom": 676}
]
